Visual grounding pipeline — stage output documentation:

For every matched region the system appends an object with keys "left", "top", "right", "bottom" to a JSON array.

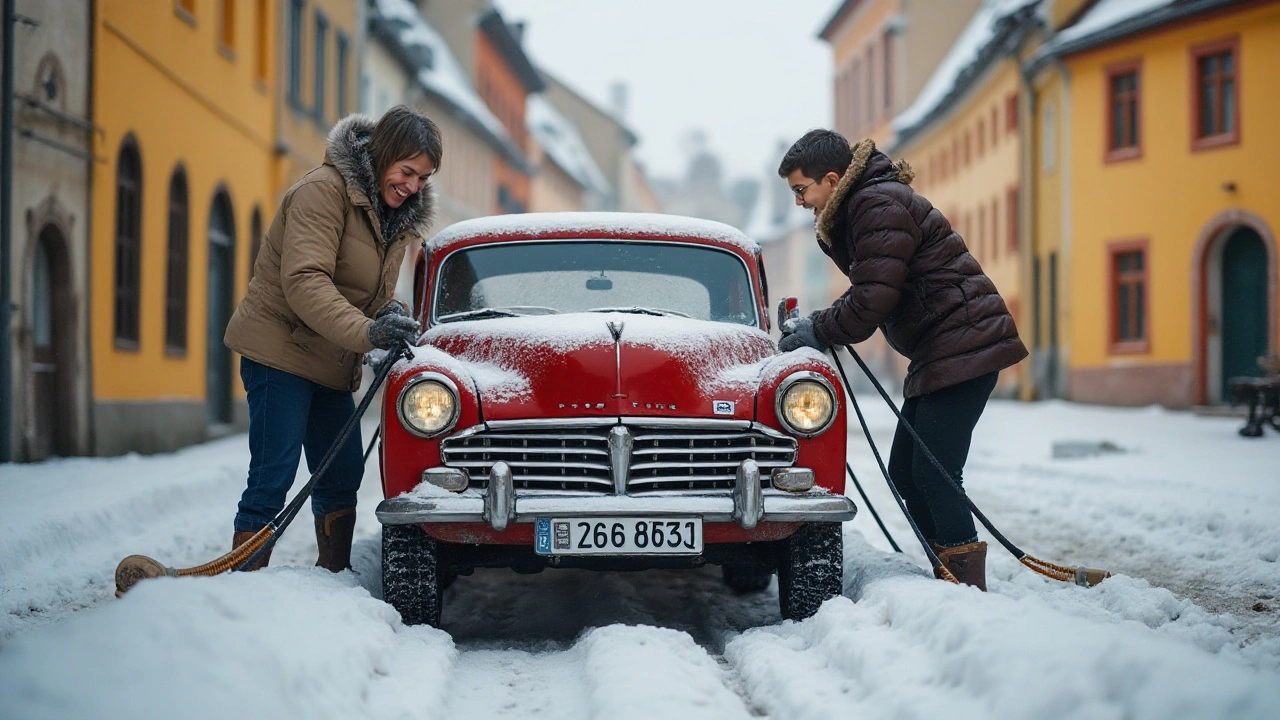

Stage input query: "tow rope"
[
  {"left": 829, "top": 345, "right": 1111, "bottom": 587},
  {"left": 114, "top": 344, "right": 413, "bottom": 597}
]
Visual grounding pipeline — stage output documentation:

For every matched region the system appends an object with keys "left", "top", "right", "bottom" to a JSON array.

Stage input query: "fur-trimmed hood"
[
  {"left": 325, "top": 114, "right": 435, "bottom": 243},
  {"left": 815, "top": 138, "right": 914, "bottom": 247}
]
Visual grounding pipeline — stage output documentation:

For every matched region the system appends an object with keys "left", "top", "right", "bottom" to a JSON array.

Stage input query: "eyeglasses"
[{"left": 791, "top": 180, "right": 817, "bottom": 200}]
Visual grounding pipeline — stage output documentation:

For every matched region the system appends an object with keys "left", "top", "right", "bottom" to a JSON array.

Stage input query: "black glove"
[
  {"left": 778, "top": 315, "right": 829, "bottom": 353},
  {"left": 376, "top": 301, "right": 410, "bottom": 320},
  {"left": 367, "top": 313, "right": 420, "bottom": 350}
]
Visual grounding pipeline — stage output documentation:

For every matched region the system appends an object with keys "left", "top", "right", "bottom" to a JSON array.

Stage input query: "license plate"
[{"left": 535, "top": 517, "right": 703, "bottom": 556}]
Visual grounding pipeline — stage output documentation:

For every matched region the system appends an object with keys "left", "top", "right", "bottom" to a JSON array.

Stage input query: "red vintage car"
[{"left": 376, "top": 213, "right": 856, "bottom": 627}]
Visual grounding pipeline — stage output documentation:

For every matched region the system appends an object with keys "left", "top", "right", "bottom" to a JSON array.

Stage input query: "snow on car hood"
[{"left": 419, "top": 313, "right": 777, "bottom": 421}]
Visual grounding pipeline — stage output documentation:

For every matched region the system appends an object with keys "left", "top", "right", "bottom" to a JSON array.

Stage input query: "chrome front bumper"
[{"left": 376, "top": 459, "right": 857, "bottom": 530}]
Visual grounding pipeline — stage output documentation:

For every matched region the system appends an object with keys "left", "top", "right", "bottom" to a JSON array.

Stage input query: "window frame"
[
  {"left": 174, "top": 0, "right": 196, "bottom": 27},
  {"left": 881, "top": 30, "right": 893, "bottom": 115},
  {"left": 1104, "top": 58, "right": 1142, "bottom": 163},
  {"left": 164, "top": 165, "right": 190, "bottom": 356},
  {"left": 113, "top": 136, "right": 143, "bottom": 351},
  {"left": 1189, "top": 35, "right": 1241, "bottom": 152},
  {"left": 336, "top": 30, "right": 350, "bottom": 118},
  {"left": 1108, "top": 238, "right": 1151, "bottom": 354},
  {"left": 287, "top": 0, "right": 304, "bottom": 112},
  {"left": 218, "top": 0, "right": 236, "bottom": 60},
  {"left": 313, "top": 10, "right": 328, "bottom": 126},
  {"left": 1006, "top": 186, "right": 1019, "bottom": 253}
]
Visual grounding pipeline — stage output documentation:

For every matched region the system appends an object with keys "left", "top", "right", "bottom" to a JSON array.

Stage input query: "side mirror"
[{"left": 777, "top": 297, "right": 799, "bottom": 330}]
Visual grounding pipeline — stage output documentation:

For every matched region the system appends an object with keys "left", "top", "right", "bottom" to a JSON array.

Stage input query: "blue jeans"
[{"left": 234, "top": 357, "right": 365, "bottom": 533}]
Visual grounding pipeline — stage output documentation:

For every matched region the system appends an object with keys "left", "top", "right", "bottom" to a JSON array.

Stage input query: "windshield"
[{"left": 433, "top": 241, "right": 758, "bottom": 326}]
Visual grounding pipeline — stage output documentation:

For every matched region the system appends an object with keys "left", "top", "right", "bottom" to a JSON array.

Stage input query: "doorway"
[
  {"left": 28, "top": 226, "right": 74, "bottom": 459},
  {"left": 1218, "top": 227, "right": 1270, "bottom": 399},
  {"left": 207, "top": 191, "right": 236, "bottom": 427}
]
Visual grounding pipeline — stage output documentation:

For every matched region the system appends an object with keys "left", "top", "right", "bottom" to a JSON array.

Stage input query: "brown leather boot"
[
  {"left": 315, "top": 507, "right": 357, "bottom": 572},
  {"left": 933, "top": 541, "right": 987, "bottom": 591},
  {"left": 232, "top": 530, "right": 272, "bottom": 571}
]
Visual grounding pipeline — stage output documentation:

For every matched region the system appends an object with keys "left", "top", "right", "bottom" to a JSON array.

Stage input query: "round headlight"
[
  {"left": 398, "top": 377, "right": 458, "bottom": 437},
  {"left": 778, "top": 376, "right": 836, "bottom": 437}
]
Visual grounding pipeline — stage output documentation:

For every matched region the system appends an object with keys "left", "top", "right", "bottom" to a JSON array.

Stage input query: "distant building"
[
  {"left": 88, "top": 0, "right": 284, "bottom": 455},
  {"left": 1026, "top": 0, "right": 1280, "bottom": 407},
  {"left": 3, "top": 0, "right": 94, "bottom": 461},
  {"left": 526, "top": 93, "right": 611, "bottom": 212}
]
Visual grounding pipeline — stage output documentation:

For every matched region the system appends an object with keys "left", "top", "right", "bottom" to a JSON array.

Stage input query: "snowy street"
[{"left": 2, "top": 397, "right": 1279, "bottom": 719}]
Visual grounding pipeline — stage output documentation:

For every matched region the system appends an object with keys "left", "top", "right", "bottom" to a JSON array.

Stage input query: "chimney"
[{"left": 609, "top": 81, "right": 628, "bottom": 122}]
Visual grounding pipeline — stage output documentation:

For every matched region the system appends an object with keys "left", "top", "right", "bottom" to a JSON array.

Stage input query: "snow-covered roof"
[
  {"left": 526, "top": 95, "right": 613, "bottom": 198},
  {"left": 425, "top": 212, "right": 761, "bottom": 255},
  {"left": 371, "top": 0, "right": 527, "bottom": 168},
  {"left": 892, "top": 0, "right": 1040, "bottom": 142},
  {"left": 1030, "top": 0, "right": 1236, "bottom": 70}
]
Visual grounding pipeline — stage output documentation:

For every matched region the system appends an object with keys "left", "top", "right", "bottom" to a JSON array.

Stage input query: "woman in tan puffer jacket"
[{"left": 223, "top": 106, "right": 439, "bottom": 571}]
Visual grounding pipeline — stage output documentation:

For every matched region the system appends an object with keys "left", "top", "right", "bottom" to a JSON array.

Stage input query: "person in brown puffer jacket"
[
  {"left": 777, "top": 129, "right": 1028, "bottom": 590},
  {"left": 223, "top": 106, "right": 439, "bottom": 572}
]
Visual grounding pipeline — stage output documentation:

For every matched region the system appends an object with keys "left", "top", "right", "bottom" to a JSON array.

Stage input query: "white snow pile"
[
  {"left": 526, "top": 95, "right": 612, "bottom": 198},
  {"left": 403, "top": 342, "right": 533, "bottom": 404},
  {"left": 425, "top": 212, "right": 762, "bottom": 255},
  {"left": 0, "top": 570, "right": 456, "bottom": 720},
  {"left": 1041, "top": 0, "right": 1178, "bottom": 52},
  {"left": 893, "top": 0, "right": 1039, "bottom": 133},
  {"left": 372, "top": 0, "right": 514, "bottom": 151}
]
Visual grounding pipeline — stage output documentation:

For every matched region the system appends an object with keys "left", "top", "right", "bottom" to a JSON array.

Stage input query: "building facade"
[
  {"left": 89, "top": 0, "right": 283, "bottom": 455},
  {"left": 1029, "top": 0, "right": 1280, "bottom": 407},
  {"left": 3, "top": 0, "right": 94, "bottom": 461}
]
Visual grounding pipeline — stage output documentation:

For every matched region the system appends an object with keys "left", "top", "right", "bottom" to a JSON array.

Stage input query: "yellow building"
[
  {"left": 91, "top": 0, "right": 278, "bottom": 454},
  {"left": 887, "top": 2, "right": 1042, "bottom": 397},
  {"left": 1028, "top": 0, "right": 1280, "bottom": 407}
]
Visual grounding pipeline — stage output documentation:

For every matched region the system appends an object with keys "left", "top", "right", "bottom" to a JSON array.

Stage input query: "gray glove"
[
  {"left": 376, "top": 301, "right": 410, "bottom": 320},
  {"left": 778, "top": 315, "right": 829, "bottom": 353},
  {"left": 367, "top": 313, "right": 420, "bottom": 350}
]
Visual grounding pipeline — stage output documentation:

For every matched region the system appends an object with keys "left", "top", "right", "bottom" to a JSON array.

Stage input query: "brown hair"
[{"left": 368, "top": 105, "right": 443, "bottom": 181}]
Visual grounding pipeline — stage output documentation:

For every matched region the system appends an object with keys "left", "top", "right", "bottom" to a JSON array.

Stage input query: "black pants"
[{"left": 887, "top": 371, "right": 999, "bottom": 546}]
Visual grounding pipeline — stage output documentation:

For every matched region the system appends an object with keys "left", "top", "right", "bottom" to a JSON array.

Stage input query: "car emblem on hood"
[{"left": 608, "top": 320, "right": 625, "bottom": 399}]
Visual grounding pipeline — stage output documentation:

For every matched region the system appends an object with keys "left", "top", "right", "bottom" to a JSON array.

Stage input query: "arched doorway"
[
  {"left": 1218, "top": 227, "right": 1270, "bottom": 398},
  {"left": 1198, "top": 214, "right": 1277, "bottom": 404},
  {"left": 28, "top": 226, "right": 74, "bottom": 459},
  {"left": 207, "top": 191, "right": 236, "bottom": 426}
]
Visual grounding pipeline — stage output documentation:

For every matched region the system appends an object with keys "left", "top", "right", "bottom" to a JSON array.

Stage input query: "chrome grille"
[
  {"left": 441, "top": 421, "right": 797, "bottom": 493},
  {"left": 627, "top": 425, "right": 796, "bottom": 492},
  {"left": 441, "top": 425, "right": 614, "bottom": 492}
]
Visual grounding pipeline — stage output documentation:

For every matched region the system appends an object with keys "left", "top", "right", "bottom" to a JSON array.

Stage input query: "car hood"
[{"left": 421, "top": 313, "right": 776, "bottom": 422}]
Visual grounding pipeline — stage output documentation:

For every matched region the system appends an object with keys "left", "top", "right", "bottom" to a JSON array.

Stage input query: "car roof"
[{"left": 424, "top": 212, "right": 762, "bottom": 256}]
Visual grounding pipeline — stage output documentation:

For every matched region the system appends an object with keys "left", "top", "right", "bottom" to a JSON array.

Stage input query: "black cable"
[
  {"left": 830, "top": 350, "right": 947, "bottom": 571},
  {"left": 238, "top": 344, "right": 410, "bottom": 571},
  {"left": 845, "top": 459, "right": 902, "bottom": 552},
  {"left": 836, "top": 345, "right": 1027, "bottom": 560}
]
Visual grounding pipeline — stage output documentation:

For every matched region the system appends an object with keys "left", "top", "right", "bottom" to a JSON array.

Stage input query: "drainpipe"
[{"left": 2, "top": 0, "right": 16, "bottom": 462}]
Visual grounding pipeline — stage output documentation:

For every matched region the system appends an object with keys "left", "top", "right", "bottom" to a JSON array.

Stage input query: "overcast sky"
[{"left": 495, "top": 0, "right": 836, "bottom": 184}]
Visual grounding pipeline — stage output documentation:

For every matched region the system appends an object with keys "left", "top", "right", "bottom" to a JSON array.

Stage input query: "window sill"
[
  {"left": 114, "top": 338, "right": 140, "bottom": 353},
  {"left": 218, "top": 45, "right": 236, "bottom": 63},
  {"left": 165, "top": 346, "right": 188, "bottom": 359},
  {"left": 1191, "top": 132, "right": 1240, "bottom": 153},
  {"left": 175, "top": 5, "right": 196, "bottom": 27},
  {"left": 1104, "top": 146, "right": 1142, "bottom": 164},
  {"left": 1109, "top": 339, "right": 1150, "bottom": 355}
]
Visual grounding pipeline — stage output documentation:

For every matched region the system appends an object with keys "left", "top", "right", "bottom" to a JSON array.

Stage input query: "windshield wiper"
[
  {"left": 437, "top": 308, "right": 521, "bottom": 323},
  {"left": 587, "top": 306, "right": 691, "bottom": 318}
]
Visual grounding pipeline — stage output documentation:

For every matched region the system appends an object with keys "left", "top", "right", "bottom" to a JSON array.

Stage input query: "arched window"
[
  {"left": 248, "top": 205, "right": 263, "bottom": 281},
  {"left": 165, "top": 165, "right": 190, "bottom": 354},
  {"left": 113, "top": 135, "right": 143, "bottom": 348}
]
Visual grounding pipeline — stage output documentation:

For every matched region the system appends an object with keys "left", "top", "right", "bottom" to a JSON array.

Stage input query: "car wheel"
[
  {"left": 382, "top": 524, "right": 443, "bottom": 627},
  {"left": 777, "top": 522, "right": 844, "bottom": 621},
  {"left": 721, "top": 564, "right": 772, "bottom": 594}
]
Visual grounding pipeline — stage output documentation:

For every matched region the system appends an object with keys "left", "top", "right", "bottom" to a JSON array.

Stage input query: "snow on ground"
[{"left": 1, "top": 399, "right": 1278, "bottom": 719}]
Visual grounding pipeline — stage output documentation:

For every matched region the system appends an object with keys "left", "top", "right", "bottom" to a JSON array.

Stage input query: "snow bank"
[
  {"left": 725, "top": 531, "right": 1280, "bottom": 720},
  {"left": 0, "top": 570, "right": 456, "bottom": 720},
  {"left": 425, "top": 212, "right": 762, "bottom": 255}
]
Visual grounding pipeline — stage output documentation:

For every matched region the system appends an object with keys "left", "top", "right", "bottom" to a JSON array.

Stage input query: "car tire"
[
  {"left": 721, "top": 564, "right": 773, "bottom": 594},
  {"left": 777, "top": 522, "right": 844, "bottom": 621},
  {"left": 382, "top": 524, "right": 443, "bottom": 627}
]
